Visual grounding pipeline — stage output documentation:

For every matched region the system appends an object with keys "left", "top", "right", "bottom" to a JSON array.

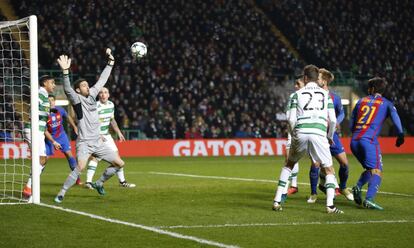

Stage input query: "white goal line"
[
  {"left": 148, "top": 171, "right": 414, "bottom": 197},
  {"left": 38, "top": 203, "right": 239, "bottom": 248},
  {"left": 156, "top": 219, "right": 414, "bottom": 229}
]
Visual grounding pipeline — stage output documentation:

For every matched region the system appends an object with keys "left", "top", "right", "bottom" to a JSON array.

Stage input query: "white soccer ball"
[{"left": 131, "top": 42, "right": 147, "bottom": 58}]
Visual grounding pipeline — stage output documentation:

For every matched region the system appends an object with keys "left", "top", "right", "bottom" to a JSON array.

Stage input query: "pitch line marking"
[
  {"left": 148, "top": 171, "right": 414, "bottom": 197},
  {"left": 0, "top": 202, "right": 28, "bottom": 205},
  {"left": 156, "top": 219, "right": 414, "bottom": 229},
  {"left": 38, "top": 203, "right": 239, "bottom": 248}
]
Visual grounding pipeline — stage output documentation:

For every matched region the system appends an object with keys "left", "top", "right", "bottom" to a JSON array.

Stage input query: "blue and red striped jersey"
[
  {"left": 47, "top": 106, "right": 68, "bottom": 138},
  {"left": 350, "top": 94, "right": 403, "bottom": 141}
]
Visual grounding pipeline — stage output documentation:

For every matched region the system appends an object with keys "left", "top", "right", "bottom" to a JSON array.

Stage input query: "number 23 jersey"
[{"left": 287, "top": 82, "right": 336, "bottom": 138}]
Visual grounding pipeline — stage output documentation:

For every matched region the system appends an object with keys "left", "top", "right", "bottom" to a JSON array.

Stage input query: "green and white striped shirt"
[
  {"left": 39, "top": 87, "right": 49, "bottom": 132},
  {"left": 287, "top": 82, "right": 336, "bottom": 138},
  {"left": 97, "top": 100, "right": 115, "bottom": 135}
]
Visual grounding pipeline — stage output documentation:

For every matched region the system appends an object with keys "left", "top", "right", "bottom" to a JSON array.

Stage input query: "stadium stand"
[
  {"left": 0, "top": 13, "right": 25, "bottom": 141},
  {"left": 12, "top": 0, "right": 302, "bottom": 139},
  {"left": 9, "top": 0, "right": 414, "bottom": 138},
  {"left": 257, "top": 0, "right": 414, "bottom": 135}
]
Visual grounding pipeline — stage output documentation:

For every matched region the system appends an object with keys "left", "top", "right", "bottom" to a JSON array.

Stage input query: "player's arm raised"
[
  {"left": 89, "top": 48, "right": 115, "bottom": 99},
  {"left": 57, "top": 55, "right": 80, "bottom": 105}
]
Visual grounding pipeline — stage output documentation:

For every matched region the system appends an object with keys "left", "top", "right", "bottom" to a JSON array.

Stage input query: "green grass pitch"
[{"left": 1, "top": 155, "right": 414, "bottom": 248}]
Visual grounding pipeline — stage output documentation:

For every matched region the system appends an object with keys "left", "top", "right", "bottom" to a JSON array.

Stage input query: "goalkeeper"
[{"left": 54, "top": 48, "right": 125, "bottom": 203}]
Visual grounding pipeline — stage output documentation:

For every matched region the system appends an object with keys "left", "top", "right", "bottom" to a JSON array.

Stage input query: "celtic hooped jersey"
[
  {"left": 97, "top": 100, "right": 114, "bottom": 135},
  {"left": 39, "top": 87, "right": 50, "bottom": 132},
  {"left": 287, "top": 82, "right": 336, "bottom": 138}
]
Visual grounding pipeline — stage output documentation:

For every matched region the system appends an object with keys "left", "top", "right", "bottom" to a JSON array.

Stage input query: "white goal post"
[{"left": 0, "top": 15, "right": 39, "bottom": 204}]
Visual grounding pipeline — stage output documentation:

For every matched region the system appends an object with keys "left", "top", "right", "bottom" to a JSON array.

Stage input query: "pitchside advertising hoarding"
[{"left": 1, "top": 138, "right": 413, "bottom": 159}]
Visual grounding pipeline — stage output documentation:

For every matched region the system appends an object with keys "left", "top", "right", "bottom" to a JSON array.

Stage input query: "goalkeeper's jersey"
[
  {"left": 97, "top": 100, "right": 114, "bottom": 135},
  {"left": 39, "top": 87, "right": 50, "bottom": 132},
  {"left": 287, "top": 82, "right": 336, "bottom": 138},
  {"left": 63, "top": 65, "right": 113, "bottom": 142}
]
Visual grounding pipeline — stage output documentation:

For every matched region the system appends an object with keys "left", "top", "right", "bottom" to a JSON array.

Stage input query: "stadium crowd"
[
  {"left": 257, "top": 0, "right": 414, "bottom": 135},
  {"left": 14, "top": 0, "right": 301, "bottom": 139},
  {"left": 7, "top": 0, "right": 413, "bottom": 139},
  {"left": 0, "top": 14, "right": 27, "bottom": 141}
]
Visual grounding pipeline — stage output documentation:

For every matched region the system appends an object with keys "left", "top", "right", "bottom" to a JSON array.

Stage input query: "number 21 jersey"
[{"left": 351, "top": 95, "right": 403, "bottom": 141}]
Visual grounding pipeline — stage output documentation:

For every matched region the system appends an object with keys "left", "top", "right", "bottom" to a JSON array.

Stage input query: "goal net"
[{"left": 0, "top": 16, "right": 39, "bottom": 204}]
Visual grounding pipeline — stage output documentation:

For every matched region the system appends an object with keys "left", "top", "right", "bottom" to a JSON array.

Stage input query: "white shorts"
[
  {"left": 24, "top": 128, "right": 46, "bottom": 157},
  {"left": 39, "top": 132, "right": 46, "bottom": 157},
  {"left": 102, "top": 134, "right": 118, "bottom": 152},
  {"left": 288, "top": 133, "right": 332, "bottom": 167}
]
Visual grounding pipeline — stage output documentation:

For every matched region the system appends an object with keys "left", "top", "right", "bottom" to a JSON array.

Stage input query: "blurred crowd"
[
  {"left": 0, "top": 91, "right": 17, "bottom": 141},
  {"left": 258, "top": 0, "right": 414, "bottom": 135},
  {"left": 0, "top": 14, "right": 28, "bottom": 141},
  {"left": 14, "top": 0, "right": 301, "bottom": 139},
  {"left": 4, "top": 0, "right": 412, "bottom": 140}
]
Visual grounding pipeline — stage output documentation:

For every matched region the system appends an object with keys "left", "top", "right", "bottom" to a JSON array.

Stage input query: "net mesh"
[{"left": 0, "top": 17, "right": 32, "bottom": 204}]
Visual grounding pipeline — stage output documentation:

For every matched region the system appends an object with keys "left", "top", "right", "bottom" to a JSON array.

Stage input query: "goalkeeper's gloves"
[
  {"left": 57, "top": 55, "right": 71, "bottom": 75},
  {"left": 395, "top": 133, "right": 404, "bottom": 147},
  {"left": 106, "top": 48, "right": 115, "bottom": 66}
]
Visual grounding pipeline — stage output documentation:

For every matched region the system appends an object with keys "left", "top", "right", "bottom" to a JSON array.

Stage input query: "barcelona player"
[
  {"left": 350, "top": 77, "right": 404, "bottom": 210},
  {"left": 45, "top": 94, "right": 82, "bottom": 185}
]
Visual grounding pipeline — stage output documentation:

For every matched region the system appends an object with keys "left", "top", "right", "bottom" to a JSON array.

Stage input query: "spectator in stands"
[{"left": 12, "top": 0, "right": 413, "bottom": 138}]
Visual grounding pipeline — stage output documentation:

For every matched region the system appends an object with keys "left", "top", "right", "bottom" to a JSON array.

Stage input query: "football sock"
[
  {"left": 58, "top": 167, "right": 81, "bottom": 197},
  {"left": 334, "top": 174, "right": 339, "bottom": 189},
  {"left": 25, "top": 164, "right": 45, "bottom": 188},
  {"left": 339, "top": 165, "right": 349, "bottom": 189},
  {"left": 290, "top": 163, "right": 299, "bottom": 188},
  {"left": 96, "top": 166, "right": 120, "bottom": 187},
  {"left": 309, "top": 165, "right": 319, "bottom": 194},
  {"left": 116, "top": 167, "right": 126, "bottom": 183},
  {"left": 366, "top": 174, "right": 382, "bottom": 200},
  {"left": 357, "top": 170, "right": 372, "bottom": 188},
  {"left": 274, "top": 167, "right": 291, "bottom": 202},
  {"left": 86, "top": 160, "right": 98, "bottom": 183},
  {"left": 325, "top": 174, "right": 336, "bottom": 206},
  {"left": 25, "top": 177, "right": 32, "bottom": 188},
  {"left": 283, "top": 178, "right": 289, "bottom": 194},
  {"left": 67, "top": 156, "right": 77, "bottom": 171}
]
